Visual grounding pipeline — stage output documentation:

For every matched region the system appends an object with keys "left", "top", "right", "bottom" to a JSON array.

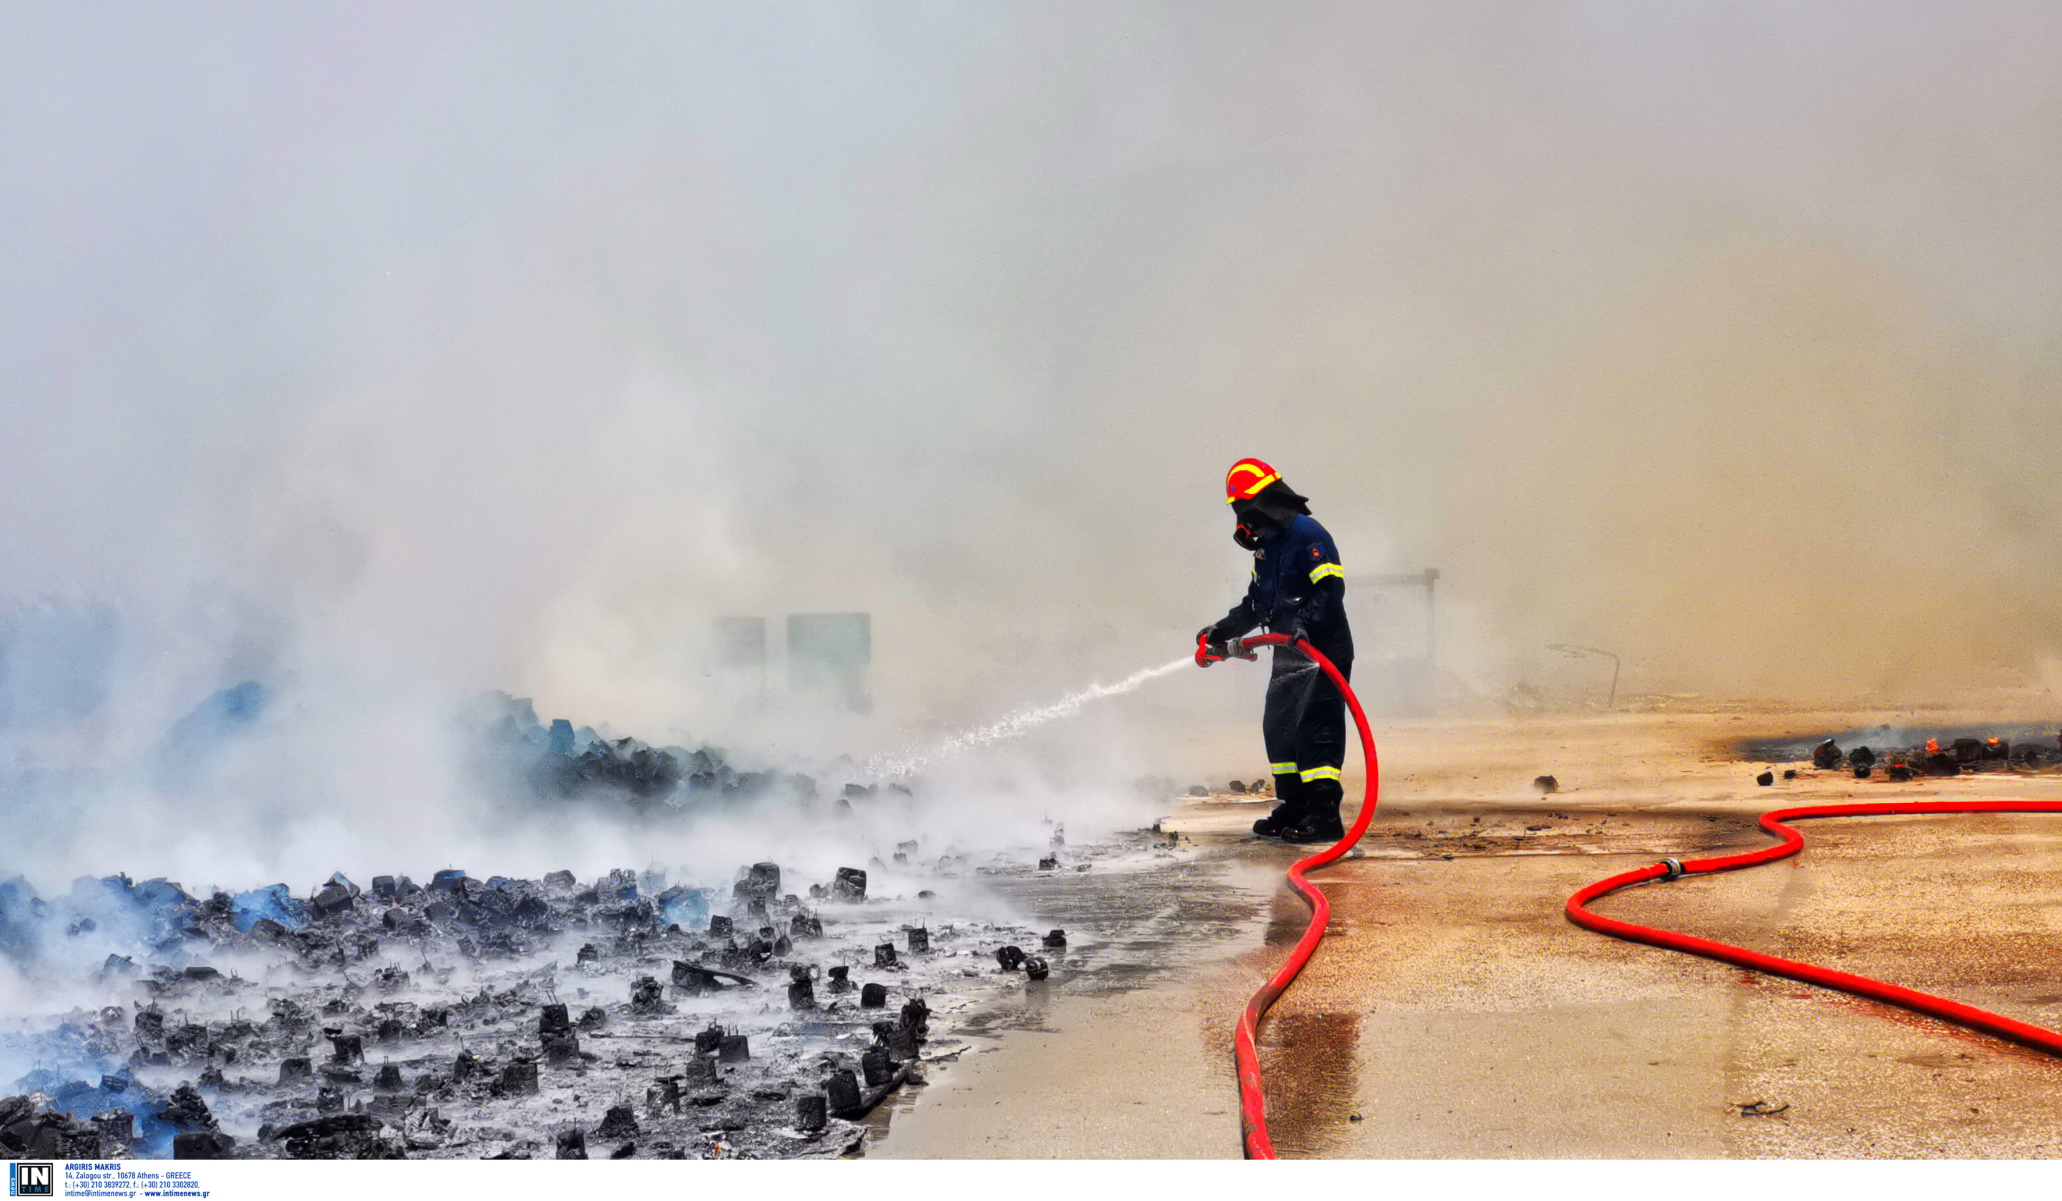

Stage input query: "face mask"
[{"left": 1232, "top": 506, "right": 1268, "bottom": 550}]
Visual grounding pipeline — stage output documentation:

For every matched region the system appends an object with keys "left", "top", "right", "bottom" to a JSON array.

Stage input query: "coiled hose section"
[
  {"left": 1229, "top": 632, "right": 1381, "bottom": 1159},
  {"left": 1568, "top": 799, "right": 2062, "bottom": 1056}
]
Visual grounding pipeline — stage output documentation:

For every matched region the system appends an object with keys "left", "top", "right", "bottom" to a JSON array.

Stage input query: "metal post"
[{"left": 1424, "top": 569, "right": 1439, "bottom": 668}]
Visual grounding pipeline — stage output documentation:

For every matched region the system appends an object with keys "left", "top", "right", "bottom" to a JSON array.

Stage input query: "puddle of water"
[
  {"left": 864, "top": 845, "right": 1277, "bottom": 1155},
  {"left": 1256, "top": 1011, "right": 1362, "bottom": 1157}
]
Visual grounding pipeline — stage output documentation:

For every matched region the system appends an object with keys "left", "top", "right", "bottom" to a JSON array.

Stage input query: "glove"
[{"left": 1274, "top": 618, "right": 1309, "bottom": 648}]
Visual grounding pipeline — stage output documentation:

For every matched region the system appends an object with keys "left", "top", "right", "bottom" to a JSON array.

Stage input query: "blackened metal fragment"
[
  {"left": 498, "top": 1061, "right": 539, "bottom": 1096},
  {"left": 543, "top": 1029, "right": 580, "bottom": 1065},
  {"left": 826, "top": 1069, "right": 862, "bottom": 1116},
  {"left": 629, "top": 976, "right": 668, "bottom": 1015},
  {"left": 172, "top": 1131, "right": 234, "bottom": 1158}
]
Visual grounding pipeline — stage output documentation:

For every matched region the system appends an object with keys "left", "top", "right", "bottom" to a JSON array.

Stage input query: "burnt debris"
[
  {"left": 472, "top": 693, "right": 897, "bottom": 815},
  {"left": 830, "top": 868, "right": 868, "bottom": 903},
  {"left": 0, "top": 808, "right": 1157, "bottom": 1160},
  {"left": 1738, "top": 725, "right": 2062, "bottom": 781}
]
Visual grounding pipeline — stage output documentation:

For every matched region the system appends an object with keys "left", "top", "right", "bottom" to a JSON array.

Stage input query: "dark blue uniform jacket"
[{"left": 1215, "top": 514, "right": 1353, "bottom": 662}]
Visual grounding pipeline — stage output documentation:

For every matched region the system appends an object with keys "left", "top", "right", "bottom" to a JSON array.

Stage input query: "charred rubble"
[
  {"left": 0, "top": 696, "right": 1130, "bottom": 1160},
  {"left": 474, "top": 693, "right": 905, "bottom": 812},
  {"left": 0, "top": 835, "right": 1122, "bottom": 1161},
  {"left": 1752, "top": 728, "right": 2062, "bottom": 782}
]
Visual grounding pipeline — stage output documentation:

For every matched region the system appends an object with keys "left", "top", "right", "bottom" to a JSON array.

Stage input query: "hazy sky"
[{"left": 5, "top": 0, "right": 2060, "bottom": 735}]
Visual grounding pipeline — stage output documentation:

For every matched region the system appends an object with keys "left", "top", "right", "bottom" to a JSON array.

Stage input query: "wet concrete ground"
[
  {"left": 872, "top": 705, "right": 2062, "bottom": 1158},
  {"left": 867, "top": 847, "right": 1276, "bottom": 1158}
]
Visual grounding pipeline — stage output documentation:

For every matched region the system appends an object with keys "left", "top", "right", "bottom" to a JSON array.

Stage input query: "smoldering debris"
[
  {"left": 1744, "top": 726, "right": 2062, "bottom": 783},
  {"left": 473, "top": 693, "right": 842, "bottom": 812},
  {"left": 0, "top": 825, "right": 1179, "bottom": 1160},
  {"left": 0, "top": 674, "right": 1191, "bottom": 1161},
  {"left": 1740, "top": 724, "right": 2062, "bottom": 774}
]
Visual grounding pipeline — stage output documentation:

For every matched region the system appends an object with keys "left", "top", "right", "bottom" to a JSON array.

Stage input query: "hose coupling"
[{"left": 1657, "top": 857, "right": 1685, "bottom": 881}]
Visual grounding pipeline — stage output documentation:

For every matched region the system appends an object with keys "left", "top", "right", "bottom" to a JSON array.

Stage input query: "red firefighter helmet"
[{"left": 1224, "top": 457, "right": 1281, "bottom": 505}]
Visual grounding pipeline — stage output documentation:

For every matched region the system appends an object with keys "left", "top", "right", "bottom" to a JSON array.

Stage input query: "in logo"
[{"left": 9, "top": 1162, "right": 53, "bottom": 1198}]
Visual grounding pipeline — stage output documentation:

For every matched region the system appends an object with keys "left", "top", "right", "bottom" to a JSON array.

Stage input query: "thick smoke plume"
[{"left": 3, "top": 3, "right": 2060, "bottom": 891}]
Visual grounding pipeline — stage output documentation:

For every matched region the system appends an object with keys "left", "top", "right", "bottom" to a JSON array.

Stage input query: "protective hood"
[{"left": 1242, "top": 478, "right": 1311, "bottom": 526}]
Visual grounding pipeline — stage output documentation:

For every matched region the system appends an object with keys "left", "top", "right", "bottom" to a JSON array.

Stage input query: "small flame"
[
  {"left": 1988, "top": 737, "right": 2002, "bottom": 746},
  {"left": 1925, "top": 738, "right": 1940, "bottom": 755}
]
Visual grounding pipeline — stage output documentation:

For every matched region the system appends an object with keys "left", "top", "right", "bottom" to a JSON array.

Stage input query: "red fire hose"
[
  {"left": 1227, "top": 633, "right": 1381, "bottom": 1159},
  {"left": 1568, "top": 799, "right": 2062, "bottom": 1056}
]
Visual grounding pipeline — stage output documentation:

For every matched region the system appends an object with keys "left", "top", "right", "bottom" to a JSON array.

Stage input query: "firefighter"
[{"left": 1195, "top": 458, "right": 1354, "bottom": 842}]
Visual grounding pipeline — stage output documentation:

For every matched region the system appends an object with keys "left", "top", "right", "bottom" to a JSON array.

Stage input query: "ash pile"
[{"left": 0, "top": 847, "right": 1093, "bottom": 1161}]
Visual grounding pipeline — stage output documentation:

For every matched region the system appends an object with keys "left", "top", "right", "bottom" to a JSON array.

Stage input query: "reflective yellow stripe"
[
  {"left": 1269, "top": 762, "right": 1299, "bottom": 775},
  {"left": 1225, "top": 469, "right": 1281, "bottom": 502},
  {"left": 1299, "top": 766, "right": 1341, "bottom": 783},
  {"left": 1308, "top": 562, "right": 1343, "bottom": 583}
]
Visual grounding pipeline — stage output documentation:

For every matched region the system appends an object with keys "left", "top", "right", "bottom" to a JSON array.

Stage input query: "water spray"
[{"left": 866, "top": 656, "right": 1192, "bottom": 778}]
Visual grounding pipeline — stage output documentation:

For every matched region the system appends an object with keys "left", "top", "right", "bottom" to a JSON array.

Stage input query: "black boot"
[
  {"left": 1280, "top": 778, "right": 1346, "bottom": 844},
  {"left": 1251, "top": 775, "right": 1304, "bottom": 837}
]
